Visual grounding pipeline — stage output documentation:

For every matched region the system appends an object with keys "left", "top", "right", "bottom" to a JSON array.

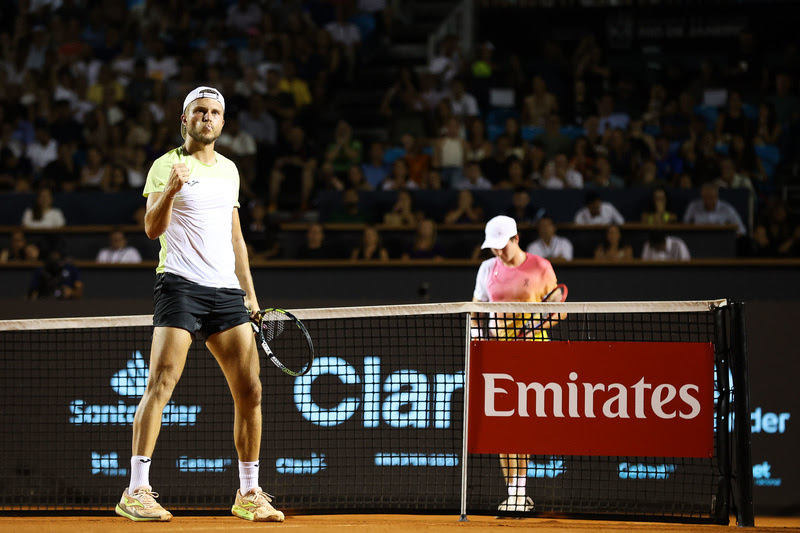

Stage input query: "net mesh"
[{"left": 0, "top": 301, "right": 731, "bottom": 523}]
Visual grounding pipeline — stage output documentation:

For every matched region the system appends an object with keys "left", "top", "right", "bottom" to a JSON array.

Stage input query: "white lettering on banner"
[
  {"left": 619, "top": 462, "right": 676, "bottom": 480},
  {"left": 482, "top": 373, "right": 702, "bottom": 419},
  {"left": 294, "top": 356, "right": 464, "bottom": 428},
  {"left": 753, "top": 461, "right": 783, "bottom": 487},
  {"left": 751, "top": 408, "right": 791, "bottom": 434}
]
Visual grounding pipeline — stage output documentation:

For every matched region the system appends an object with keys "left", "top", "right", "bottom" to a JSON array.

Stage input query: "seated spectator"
[
  {"left": 21, "top": 186, "right": 66, "bottom": 228},
  {"left": 402, "top": 219, "right": 444, "bottom": 260},
  {"left": 480, "top": 134, "right": 517, "bottom": 187},
  {"left": 443, "top": 189, "right": 485, "bottom": 225},
  {"left": 383, "top": 190, "right": 423, "bottom": 227},
  {"left": 243, "top": 201, "right": 281, "bottom": 261},
  {"left": 715, "top": 90, "right": 752, "bottom": 144},
  {"left": 596, "top": 93, "right": 630, "bottom": 134},
  {"left": 296, "top": 223, "right": 339, "bottom": 260},
  {"left": 325, "top": 5, "right": 362, "bottom": 82},
  {"left": 433, "top": 116, "right": 467, "bottom": 187},
  {"left": 456, "top": 161, "right": 492, "bottom": 190},
  {"left": 641, "top": 234, "right": 691, "bottom": 261},
  {"left": 382, "top": 158, "right": 418, "bottom": 191},
  {"left": 1, "top": 230, "right": 38, "bottom": 262},
  {"left": 633, "top": 159, "right": 668, "bottom": 189},
  {"left": 400, "top": 134, "right": 432, "bottom": 187},
  {"left": 448, "top": 78, "right": 480, "bottom": 120},
  {"left": 28, "top": 249, "right": 83, "bottom": 300},
  {"left": 27, "top": 119, "right": 58, "bottom": 177},
  {"left": 683, "top": 183, "right": 747, "bottom": 235},
  {"left": 526, "top": 216, "right": 573, "bottom": 261},
  {"left": 80, "top": 145, "right": 111, "bottom": 190},
  {"left": 328, "top": 188, "right": 372, "bottom": 223},
  {"left": 569, "top": 136, "right": 596, "bottom": 183},
  {"left": 42, "top": 144, "right": 80, "bottom": 192},
  {"left": 584, "top": 153, "right": 623, "bottom": 189},
  {"left": 522, "top": 75, "right": 559, "bottom": 127},
  {"left": 325, "top": 120, "right": 363, "bottom": 179},
  {"left": 714, "top": 157, "right": 754, "bottom": 194},
  {"left": 466, "top": 118, "right": 493, "bottom": 164},
  {"left": 502, "top": 116, "right": 526, "bottom": 160},
  {"left": 742, "top": 224, "right": 776, "bottom": 257},
  {"left": 350, "top": 225, "right": 390, "bottom": 261},
  {"left": 361, "top": 141, "right": 390, "bottom": 189},
  {"left": 753, "top": 101, "right": 781, "bottom": 146},
  {"left": 540, "top": 153, "right": 583, "bottom": 189},
  {"left": 504, "top": 188, "right": 545, "bottom": 225},
  {"left": 505, "top": 159, "right": 535, "bottom": 189},
  {"left": 95, "top": 229, "right": 142, "bottom": 263},
  {"left": 345, "top": 165, "right": 373, "bottom": 191},
  {"left": 269, "top": 124, "right": 317, "bottom": 211},
  {"left": 379, "top": 66, "right": 423, "bottom": 118},
  {"left": 574, "top": 191, "right": 625, "bottom": 225},
  {"left": 594, "top": 225, "right": 633, "bottom": 261},
  {"left": 539, "top": 113, "right": 573, "bottom": 159},
  {"left": 641, "top": 187, "right": 678, "bottom": 225}
]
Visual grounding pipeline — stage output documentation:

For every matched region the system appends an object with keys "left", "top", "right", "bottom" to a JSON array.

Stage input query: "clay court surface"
[{"left": 2, "top": 515, "right": 799, "bottom": 533}]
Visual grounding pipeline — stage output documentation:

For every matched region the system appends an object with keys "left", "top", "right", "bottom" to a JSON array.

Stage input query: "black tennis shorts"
[{"left": 153, "top": 272, "right": 249, "bottom": 340}]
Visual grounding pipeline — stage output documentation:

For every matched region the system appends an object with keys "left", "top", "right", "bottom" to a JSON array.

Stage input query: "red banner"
[{"left": 467, "top": 341, "right": 714, "bottom": 458}]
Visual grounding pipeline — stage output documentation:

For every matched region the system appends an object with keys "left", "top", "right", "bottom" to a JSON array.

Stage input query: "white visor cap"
[
  {"left": 481, "top": 215, "right": 518, "bottom": 249},
  {"left": 182, "top": 86, "right": 225, "bottom": 113}
]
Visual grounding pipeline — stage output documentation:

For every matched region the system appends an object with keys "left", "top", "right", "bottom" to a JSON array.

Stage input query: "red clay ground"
[{"left": 1, "top": 515, "right": 798, "bottom": 533}]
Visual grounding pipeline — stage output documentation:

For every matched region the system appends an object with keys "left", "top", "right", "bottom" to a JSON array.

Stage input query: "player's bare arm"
[
  {"left": 144, "top": 163, "right": 190, "bottom": 239},
  {"left": 232, "top": 208, "right": 259, "bottom": 317}
]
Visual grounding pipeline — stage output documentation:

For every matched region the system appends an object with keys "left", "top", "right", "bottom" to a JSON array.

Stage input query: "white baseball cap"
[
  {"left": 481, "top": 215, "right": 518, "bottom": 249},
  {"left": 182, "top": 86, "right": 225, "bottom": 113}
]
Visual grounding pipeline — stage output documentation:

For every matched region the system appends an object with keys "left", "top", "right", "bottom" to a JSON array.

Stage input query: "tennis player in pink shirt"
[{"left": 472, "top": 215, "right": 560, "bottom": 513}]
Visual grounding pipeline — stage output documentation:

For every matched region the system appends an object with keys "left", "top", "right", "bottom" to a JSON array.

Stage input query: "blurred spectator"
[
  {"left": 402, "top": 219, "right": 444, "bottom": 261},
  {"left": 505, "top": 159, "right": 534, "bottom": 190},
  {"left": 522, "top": 75, "right": 559, "bottom": 127},
  {"left": 428, "top": 35, "right": 464, "bottom": 89},
  {"left": 565, "top": 79, "right": 593, "bottom": 127},
  {"left": 596, "top": 93, "right": 630, "bottom": 134},
  {"left": 269, "top": 124, "right": 317, "bottom": 211},
  {"left": 742, "top": 224, "right": 777, "bottom": 257},
  {"left": 714, "top": 157, "right": 754, "bottom": 195},
  {"left": 345, "top": 165, "right": 373, "bottom": 191},
  {"left": 584, "top": 153, "right": 623, "bottom": 189},
  {"left": 594, "top": 225, "right": 633, "bottom": 261},
  {"left": 574, "top": 191, "right": 625, "bottom": 225},
  {"left": 383, "top": 190, "right": 423, "bottom": 227},
  {"left": 80, "top": 145, "right": 111, "bottom": 190},
  {"left": 641, "top": 234, "right": 691, "bottom": 261},
  {"left": 329, "top": 188, "right": 372, "bottom": 223},
  {"left": 443, "top": 189, "right": 484, "bottom": 225},
  {"left": 715, "top": 90, "right": 752, "bottom": 144},
  {"left": 0, "top": 230, "right": 38, "bottom": 262},
  {"left": 27, "top": 119, "right": 58, "bottom": 177},
  {"left": 239, "top": 93, "right": 278, "bottom": 147},
  {"left": 653, "top": 135, "right": 684, "bottom": 183},
  {"left": 526, "top": 216, "right": 573, "bottom": 261},
  {"left": 683, "top": 183, "right": 747, "bottom": 235},
  {"left": 768, "top": 72, "right": 800, "bottom": 126},
  {"left": 456, "top": 161, "right": 492, "bottom": 190},
  {"left": 382, "top": 158, "right": 418, "bottom": 191},
  {"left": 28, "top": 249, "right": 83, "bottom": 300},
  {"left": 633, "top": 159, "right": 668, "bottom": 189},
  {"left": 641, "top": 188, "right": 678, "bottom": 225},
  {"left": 325, "top": 5, "right": 362, "bottom": 82},
  {"left": 227, "top": 0, "right": 262, "bottom": 33},
  {"left": 753, "top": 101, "right": 782, "bottom": 146},
  {"left": 361, "top": 141, "right": 390, "bottom": 189},
  {"left": 480, "top": 134, "right": 516, "bottom": 187},
  {"left": 379, "top": 67, "right": 423, "bottom": 118},
  {"left": 350, "top": 225, "right": 389, "bottom": 261},
  {"left": 777, "top": 226, "right": 800, "bottom": 257},
  {"left": 568, "top": 136, "right": 595, "bottom": 183},
  {"left": 541, "top": 153, "right": 583, "bottom": 189},
  {"left": 539, "top": 114, "right": 572, "bottom": 160},
  {"left": 216, "top": 115, "right": 257, "bottom": 196},
  {"left": 279, "top": 61, "right": 313, "bottom": 110},
  {"left": 433, "top": 116, "right": 467, "bottom": 187},
  {"left": 21, "top": 187, "right": 66, "bottom": 228},
  {"left": 96, "top": 230, "right": 142, "bottom": 263},
  {"left": 448, "top": 78, "right": 479, "bottom": 120},
  {"left": 296, "top": 223, "right": 338, "bottom": 260},
  {"left": 400, "top": 134, "right": 432, "bottom": 188},
  {"left": 466, "top": 118, "right": 494, "bottom": 163},
  {"left": 504, "top": 188, "right": 545, "bottom": 225},
  {"left": 243, "top": 202, "right": 281, "bottom": 261},
  {"left": 325, "top": 120, "right": 363, "bottom": 178},
  {"left": 263, "top": 69, "right": 296, "bottom": 122},
  {"left": 503, "top": 116, "right": 526, "bottom": 160}
]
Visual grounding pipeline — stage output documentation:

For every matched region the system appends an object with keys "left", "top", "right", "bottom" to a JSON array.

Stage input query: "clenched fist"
[{"left": 165, "top": 163, "right": 190, "bottom": 198}]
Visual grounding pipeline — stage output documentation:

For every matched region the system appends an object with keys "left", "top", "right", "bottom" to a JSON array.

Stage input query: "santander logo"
[{"left": 482, "top": 372, "right": 702, "bottom": 420}]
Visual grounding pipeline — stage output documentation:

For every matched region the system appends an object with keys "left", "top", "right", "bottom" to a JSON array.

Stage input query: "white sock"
[
  {"left": 129, "top": 455, "right": 152, "bottom": 493},
  {"left": 239, "top": 461, "right": 259, "bottom": 494},
  {"left": 516, "top": 475, "right": 527, "bottom": 498},
  {"left": 507, "top": 477, "right": 517, "bottom": 497}
]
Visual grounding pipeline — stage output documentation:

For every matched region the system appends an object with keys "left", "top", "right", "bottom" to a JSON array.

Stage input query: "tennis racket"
[
  {"left": 251, "top": 308, "right": 314, "bottom": 377},
  {"left": 516, "top": 283, "right": 568, "bottom": 338}
]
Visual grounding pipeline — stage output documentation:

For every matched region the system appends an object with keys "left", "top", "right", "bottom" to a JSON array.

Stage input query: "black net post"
[
  {"left": 730, "top": 302, "right": 755, "bottom": 527},
  {"left": 713, "top": 304, "right": 731, "bottom": 524}
]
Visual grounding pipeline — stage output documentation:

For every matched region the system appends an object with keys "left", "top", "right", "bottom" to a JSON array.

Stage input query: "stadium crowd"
[{"left": 1, "top": 0, "right": 800, "bottom": 271}]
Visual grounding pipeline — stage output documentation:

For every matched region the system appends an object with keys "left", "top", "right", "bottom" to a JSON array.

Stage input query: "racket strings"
[{"left": 261, "top": 310, "right": 287, "bottom": 342}]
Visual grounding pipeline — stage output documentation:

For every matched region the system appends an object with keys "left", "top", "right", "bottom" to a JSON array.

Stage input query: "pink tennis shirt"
[{"left": 474, "top": 253, "right": 557, "bottom": 303}]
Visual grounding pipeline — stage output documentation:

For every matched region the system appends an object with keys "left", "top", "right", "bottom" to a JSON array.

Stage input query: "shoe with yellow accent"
[
  {"left": 115, "top": 486, "right": 172, "bottom": 521},
  {"left": 232, "top": 487, "right": 285, "bottom": 522}
]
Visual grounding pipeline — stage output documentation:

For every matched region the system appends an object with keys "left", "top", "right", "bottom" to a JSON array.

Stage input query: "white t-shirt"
[
  {"left": 96, "top": 246, "right": 143, "bottom": 263},
  {"left": 641, "top": 236, "right": 691, "bottom": 261},
  {"left": 573, "top": 202, "right": 625, "bottom": 225},
  {"left": 143, "top": 147, "right": 241, "bottom": 289},
  {"left": 21, "top": 207, "right": 66, "bottom": 228},
  {"left": 526, "top": 236, "right": 574, "bottom": 261}
]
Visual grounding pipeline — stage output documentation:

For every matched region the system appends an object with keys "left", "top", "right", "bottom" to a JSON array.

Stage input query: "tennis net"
[{"left": 0, "top": 300, "right": 753, "bottom": 525}]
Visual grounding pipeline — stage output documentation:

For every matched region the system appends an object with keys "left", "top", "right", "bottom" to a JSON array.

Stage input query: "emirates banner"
[{"left": 468, "top": 341, "right": 714, "bottom": 458}]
